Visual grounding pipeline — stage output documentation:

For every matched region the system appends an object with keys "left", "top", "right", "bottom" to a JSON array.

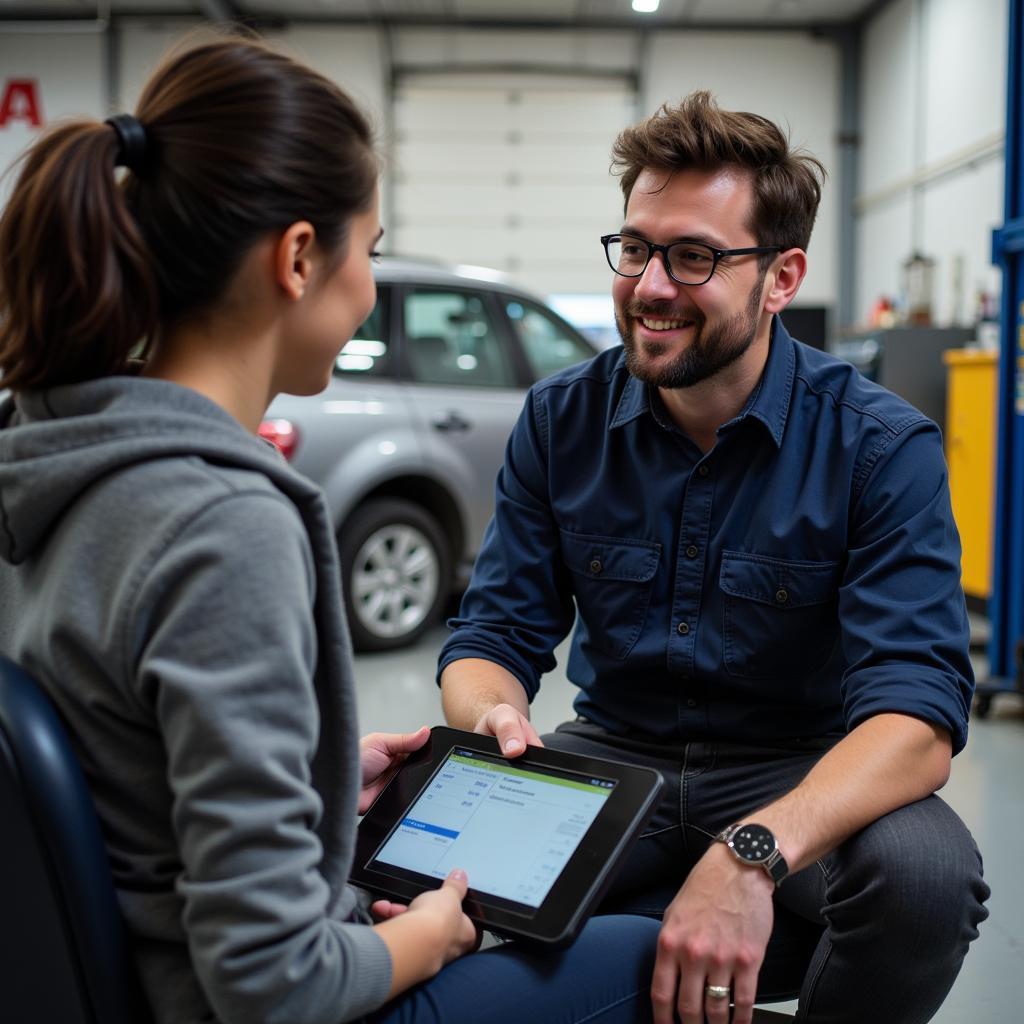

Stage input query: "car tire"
[{"left": 339, "top": 498, "right": 452, "bottom": 653}]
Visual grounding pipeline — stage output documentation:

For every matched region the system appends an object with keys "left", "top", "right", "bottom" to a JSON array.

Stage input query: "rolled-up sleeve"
[
  {"left": 438, "top": 388, "right": 576, "bottom": 699},
  {"left": 839, "top": 420, "right": 974, "bottom": 753}
]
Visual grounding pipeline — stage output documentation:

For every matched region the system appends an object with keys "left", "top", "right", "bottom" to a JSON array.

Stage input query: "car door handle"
[{"left": 431, "top": 411, "right": 472, "bottom": 432}]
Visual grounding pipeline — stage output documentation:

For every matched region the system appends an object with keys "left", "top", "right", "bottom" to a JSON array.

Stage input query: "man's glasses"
[{"left": 600, "top": 233, "right": 782, "bottom": 287}]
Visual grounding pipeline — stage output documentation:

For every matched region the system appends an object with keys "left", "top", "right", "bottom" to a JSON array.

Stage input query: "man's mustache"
[{"left": 623, "top": 300, "right": 704, "bottom": 322}]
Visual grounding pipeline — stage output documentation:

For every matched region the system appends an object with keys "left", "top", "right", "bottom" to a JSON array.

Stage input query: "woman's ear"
[
  {"left": 274, "top": 221, "right": 318, "bottom": 301},
  {"left": 763, "top": 248, "right": 808, "bottom": 314}
]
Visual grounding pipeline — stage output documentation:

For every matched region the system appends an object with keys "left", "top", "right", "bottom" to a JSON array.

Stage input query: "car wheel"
[{"left": 339, "top": 498, "right": 451, "bottom": 652}]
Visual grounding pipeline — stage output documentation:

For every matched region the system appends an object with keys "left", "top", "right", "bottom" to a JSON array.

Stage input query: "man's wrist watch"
[{"left": 714, "top": 822, "right": 789, "bottom": 887}]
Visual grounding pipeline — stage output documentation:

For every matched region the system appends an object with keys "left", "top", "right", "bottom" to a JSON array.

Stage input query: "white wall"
[
  {"left": 390, "top": 73, "right": 634, "bottom": 296},
  {"left": 385, "top": 28, "right": 640, "bottom": 295},
  {"left": 0, "top": 21, "right": 844, "bottom": 310},
  {"left": 115, "top": 19, "right": 204, "bottom": 111},
  {"left": 855, "top": 0, "right": 1007, "bottom": 328},
  {"left": 390, "top": 26, "right": 637, "bottom": 73},
  {"left": 114, "top": 20, "right": 385, "bottom": 121},
  {"left": 388, "top": 26, "right": 842, "bottom": 303},
  {"left": 1, "top": 9, "right": 1011, "bottom": 327},
  {"left": 0, "top": 30, "right": 106, "bottom": 207}
]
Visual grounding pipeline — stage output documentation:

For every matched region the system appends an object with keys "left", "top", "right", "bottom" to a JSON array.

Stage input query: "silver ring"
[{"left": 705, "top": 983, "right": 731, "bottom": 1000}]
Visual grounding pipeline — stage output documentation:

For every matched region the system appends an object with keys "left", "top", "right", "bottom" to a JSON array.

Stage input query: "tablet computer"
[{"left": 351, "top": 726, "right": 664, "bottom": 947}]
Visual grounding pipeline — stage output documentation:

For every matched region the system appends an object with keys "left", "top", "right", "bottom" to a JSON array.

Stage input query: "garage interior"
[{"left": 1, "top": 1, "right": 1021, "bottom": 1020}]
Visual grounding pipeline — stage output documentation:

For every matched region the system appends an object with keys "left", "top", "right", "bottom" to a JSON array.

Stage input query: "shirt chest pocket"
[
  {"left": 720, "top": 551, "right": 842, "bottom": 679},
  {"left": 560, "top": 530, "right": 661, "bottom": 660}
]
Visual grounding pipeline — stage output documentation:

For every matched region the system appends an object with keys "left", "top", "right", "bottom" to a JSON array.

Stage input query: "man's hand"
[
  {"left": 473, "top": 701, "right": 543, "bottom": 757},
  {"left": 358, "top": 725, "right": 430, "bottom": 814},
  {"left": 441, "top": 658, "right": 538, "bottom": 756},
  {"left": 652, "top": 843, "right": 775, "bottom": 1024}
]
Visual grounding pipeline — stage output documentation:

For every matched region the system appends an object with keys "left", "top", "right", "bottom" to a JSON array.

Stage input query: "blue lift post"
[{"left": 982, "top": 0, "right": 1024, "bottom": 714}]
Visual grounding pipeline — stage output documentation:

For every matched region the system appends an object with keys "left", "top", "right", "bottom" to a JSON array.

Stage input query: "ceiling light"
[{"left": 632, "top": 0, "right": 660, "bottom": 12}]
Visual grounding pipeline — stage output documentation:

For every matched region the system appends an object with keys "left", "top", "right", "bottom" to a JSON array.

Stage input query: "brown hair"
[
  {"left": 610, "top": 90, "right": 825, "bottom": 255},
  {"left": 0, "top": 36, "right": 378, "bottom": 391}
]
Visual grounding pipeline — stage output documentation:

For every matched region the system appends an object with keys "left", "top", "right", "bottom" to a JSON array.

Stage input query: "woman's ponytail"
[
  {"left": 0, "top": 37, "right": 377, "bottom": 393},
  {"left": 0, "top": 119, "right": 158, "bottom": 391}
]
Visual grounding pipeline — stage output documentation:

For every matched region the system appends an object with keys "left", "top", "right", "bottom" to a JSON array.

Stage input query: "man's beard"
[{"left": 617, "top": 271, "right": 766, "bottom": 389}]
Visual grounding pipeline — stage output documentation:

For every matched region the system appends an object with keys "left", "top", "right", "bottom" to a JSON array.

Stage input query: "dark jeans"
[
  {"left": 544, "top": 719, "right": 990, "bottom": 1024},
  {"left": 368, "top": 912, "right": 660, "bottom": 1023}
]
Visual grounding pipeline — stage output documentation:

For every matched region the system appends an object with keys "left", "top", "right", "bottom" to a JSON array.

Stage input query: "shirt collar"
[
  {"left": 728, "top": 315, "right": 795, "bottom": 449},
  {"left": 609, "top": 315, "right": 796, "bottom": 449},
  {"left": 609, "top": 361, "right": 649, "bottom": 429}
]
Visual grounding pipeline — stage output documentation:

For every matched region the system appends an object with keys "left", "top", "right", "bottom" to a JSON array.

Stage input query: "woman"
[{"left": 0, "top": 35, "right": 659, "bottom": 1024}]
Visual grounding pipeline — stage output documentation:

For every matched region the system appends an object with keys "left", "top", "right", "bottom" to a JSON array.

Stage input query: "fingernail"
[
  {"left": 450, "top": 868, "right": 467, "bottom": 881},
  {"left": 504, "top": 739, "right": 521, "bottom": 753}
]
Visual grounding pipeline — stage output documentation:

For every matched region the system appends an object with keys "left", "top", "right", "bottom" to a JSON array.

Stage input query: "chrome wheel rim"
[{"left": 349, "top": 524, "right": 440, "bottom": 639}]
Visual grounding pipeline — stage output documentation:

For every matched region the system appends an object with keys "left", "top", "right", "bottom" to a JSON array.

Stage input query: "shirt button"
[
  {"left": 590, "top": 559, "right": 603, "bottom": 574},
  {"left": 677, "top": 621, "right": 690, "bottom": 635},
  {"left": 775, "top": 588, "right": 789, "bottom": 604},
  {"left": 685, "top": 544, "right": 698, "bottom": 559},
  {"left": 698, "top": 465, "right": 710, "bottom": 477}
]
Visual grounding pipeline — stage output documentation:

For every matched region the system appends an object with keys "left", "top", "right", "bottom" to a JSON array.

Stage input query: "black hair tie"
[{"left": 105, "top": 114, "right": 149, "bottom": 175}]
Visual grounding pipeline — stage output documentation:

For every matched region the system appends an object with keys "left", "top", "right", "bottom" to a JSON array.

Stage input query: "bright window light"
[
  {"left": 341, "top": 339, "right": 386, "bottom": 357},
  {"left": 632, "top": 0, "right": 660, "bottom": 12},
  {"left": 335, "top": 354, "right": 374, "bottom": 372}
]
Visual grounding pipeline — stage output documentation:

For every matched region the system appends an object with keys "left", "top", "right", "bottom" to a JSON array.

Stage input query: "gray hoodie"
[{"left": 0, "top": 377, "right": 392, "bottom": 1024}]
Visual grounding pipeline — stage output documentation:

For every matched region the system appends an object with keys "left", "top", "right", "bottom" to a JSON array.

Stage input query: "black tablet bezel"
[{"left": 351, "top": 726, "right": 663, "bottom": 946}]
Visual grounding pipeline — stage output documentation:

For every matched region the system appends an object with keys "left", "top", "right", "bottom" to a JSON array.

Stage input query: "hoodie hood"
[
  {"left": 1, "top": 373, "right": 391, "bottom": 1020},
  {"left": 0, "top": 374, "right": 363, "bottom": 922},
  {"left": 0, "top": 376, "right": 311, "bottom": 565}
]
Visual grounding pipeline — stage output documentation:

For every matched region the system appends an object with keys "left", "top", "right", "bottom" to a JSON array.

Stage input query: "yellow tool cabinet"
[{"left": 942, "top": 347, "right": 998, "bottom": 600}]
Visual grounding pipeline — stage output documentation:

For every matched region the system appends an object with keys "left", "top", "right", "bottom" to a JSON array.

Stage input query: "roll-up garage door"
[{"left": 391, "top": 71, "right": 635, "bottom": 297}]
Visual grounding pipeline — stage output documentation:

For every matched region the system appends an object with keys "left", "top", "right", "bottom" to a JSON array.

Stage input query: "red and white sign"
[{"left": 0, "top": 80, "right": 44, "bottom": 129}]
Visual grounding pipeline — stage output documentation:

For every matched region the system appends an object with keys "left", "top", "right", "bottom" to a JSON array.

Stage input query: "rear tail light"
[{"left": 259, "top": 418, "right": 300, "bottom": 460}]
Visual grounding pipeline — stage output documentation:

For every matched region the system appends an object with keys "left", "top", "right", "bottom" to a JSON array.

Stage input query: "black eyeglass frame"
[{"left": 600, "top": 233, "right": 784, "bottom": 286}]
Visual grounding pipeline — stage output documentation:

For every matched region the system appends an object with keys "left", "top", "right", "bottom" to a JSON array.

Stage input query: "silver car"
[{"left": 262, "top": 257, "right": 599, "bottom": 651}]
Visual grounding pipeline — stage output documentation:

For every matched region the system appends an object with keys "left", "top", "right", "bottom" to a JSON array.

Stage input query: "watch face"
[{"left": 730, "top": 824, "right": 776, "bottom": 864}]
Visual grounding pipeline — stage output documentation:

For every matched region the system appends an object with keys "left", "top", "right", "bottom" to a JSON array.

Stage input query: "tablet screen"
[{"left": 368, "top": 746, "right": 616, "bottom": 914}]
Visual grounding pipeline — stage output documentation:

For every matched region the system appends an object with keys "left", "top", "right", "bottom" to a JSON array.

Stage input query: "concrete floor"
[{"left": 353, "top": 623, "right": 1024, "bottom": 1022}]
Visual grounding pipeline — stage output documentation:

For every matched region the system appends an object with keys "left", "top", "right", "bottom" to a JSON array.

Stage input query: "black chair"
[{"left": 0, "top": 654, "right": 150, "bottom": 1024}]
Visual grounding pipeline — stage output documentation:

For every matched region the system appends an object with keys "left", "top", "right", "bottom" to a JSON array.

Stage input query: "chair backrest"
[{"left": 0, "top": 655, "right": 151, "bottom": 1024}]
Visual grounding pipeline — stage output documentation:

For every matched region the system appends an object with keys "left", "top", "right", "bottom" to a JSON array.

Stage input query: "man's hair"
[{"left": 610, "top": 90, "right": 826, "bottom": 253}]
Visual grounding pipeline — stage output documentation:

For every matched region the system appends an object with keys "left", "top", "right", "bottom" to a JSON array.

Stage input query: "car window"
[
  {"left": 503, "top": 299, "right": 593, "bottom": 382},
  {"left": 404, "top": 288, "right": 516, "bottom": 388},
  {"left": 334, "top": 294, "right": 390, "bottom": 378},
  {"left": 504, "top": 299, "right": 594, "bottom": 381}
]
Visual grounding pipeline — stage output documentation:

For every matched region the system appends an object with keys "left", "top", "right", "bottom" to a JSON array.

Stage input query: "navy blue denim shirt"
[{"left": 438, "top": 318, "right": 974, "bottom": 754}]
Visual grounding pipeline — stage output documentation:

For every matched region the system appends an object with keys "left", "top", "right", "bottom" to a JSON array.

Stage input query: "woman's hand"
[
  {"left": 405, "top": 869, "right": 480, "bottom": 966},
  {"left": 374, "top": 869, "right": 480, "bottom": 998},
  {"left": 370, "top": 898, "right": 409, "bottom": 921},
  {"left": 358, "top": 725, "right": 430, "bottom": 814}
]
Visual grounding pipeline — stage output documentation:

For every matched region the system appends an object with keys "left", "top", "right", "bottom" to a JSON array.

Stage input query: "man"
[{"left": 438, "top": 92, "right": 988, "bottom": 1024}]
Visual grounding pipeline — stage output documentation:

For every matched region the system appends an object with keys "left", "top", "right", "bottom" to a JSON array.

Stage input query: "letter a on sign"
[{"left": 0, "top": 80, "right": 44, "bottom": 129}]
